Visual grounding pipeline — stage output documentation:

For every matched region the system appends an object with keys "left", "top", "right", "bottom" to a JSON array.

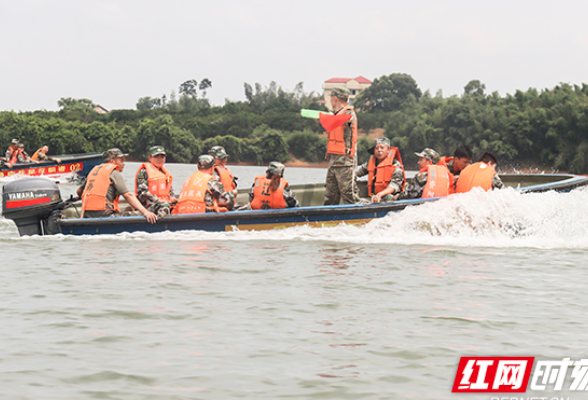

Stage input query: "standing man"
[
  {"left": 31, "top": 145, "right": 62, "bottom": 163},
  {"left": 209, "top": 145, "right": 238, "bottom": 202},
  {"left": 323, "top": 87, "right": 360, "bottom": 205},
  {"left": 78, "top": 148, "right": 157, "bottom": 223},
  {"left": 135, "top": 145, "right": 175, "bottom": 216},
  {"left": 173, "top": 155, "right": 234, "bottom": 214}
]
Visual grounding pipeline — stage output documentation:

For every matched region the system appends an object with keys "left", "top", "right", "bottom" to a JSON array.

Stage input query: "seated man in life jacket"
[
  {"left": 5, "top": 139, "right": 18, "bottom": 161},
  {"left": 455, "top": 152, "right": 504, "bottom": 193},
  {"left": 209, "top": 146, "right": 238, "bottom": 204},
  {"left": 355, "top": 137, "right": 405, "bottom": 203},
  {"left": 437, "top": 144, "right": 473, "bottom": 193},
  {"left": 249, "top": 161, "right": 299, "bottom": 210},
  {"left": 395, "top": 148, "right": 451, "bottom": 200},
  {"left": 173, "top": 155, "right": 235, "bottom": 214},
  {"left": 31, "top": 145, "right": 61, "bottom": 163},
  {"left": 135, "top": 146, "right": 176, "bottom": 216},
  {"left": 77, "top": 148, "right": 157, "bottom": 223},
  {"left": 12, "top": 143, "right": 37, "bottom": 164}
]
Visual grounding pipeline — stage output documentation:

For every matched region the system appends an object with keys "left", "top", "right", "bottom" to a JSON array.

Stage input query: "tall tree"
[{"left": 353, "top": 73, "right": 422, "bottom": 112}]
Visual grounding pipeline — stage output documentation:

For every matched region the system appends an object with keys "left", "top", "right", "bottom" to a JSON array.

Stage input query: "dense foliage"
[{"left": 2, "top": 76, "right": 588, "bottom": 173}]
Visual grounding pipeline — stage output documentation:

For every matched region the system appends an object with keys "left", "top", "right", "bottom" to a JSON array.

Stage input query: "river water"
[{"left": 1, "top": 163, "right": 588, "bottom": 399}]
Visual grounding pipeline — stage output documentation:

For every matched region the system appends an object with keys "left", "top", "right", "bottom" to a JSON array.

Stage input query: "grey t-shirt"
[{"left": 80, "top": 169, "right": 130, "bottom": 218}]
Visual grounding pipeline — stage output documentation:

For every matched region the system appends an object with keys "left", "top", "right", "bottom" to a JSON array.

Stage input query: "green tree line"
[{"left": 2, "top": 75, "right": 588, "bottom": 173}]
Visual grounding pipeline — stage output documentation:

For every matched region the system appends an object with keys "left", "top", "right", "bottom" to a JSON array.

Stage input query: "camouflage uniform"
[
  {"left": 5, "top": 139, "right": 18, "bottom": 160},
  {"left": 397, "top": 148, "right": 440, "bottom": 200},
  {"left": 491, "top": 173, "right": 505, "bottom": 190},
  {"left": 396, "top": 170, "right": 429, "bottom": 200},
  {"left": 324, "top": 87, "right": 360, "bottom": 205},
  {"left": 199, "top": 155, "right": 234, "bottom": 211},
  {"left": 135, "top": 146, "right": 176, "bottom": 216},
  {"left": 35, "top": 150, "right": 49, "bottom": 161},
  {"left": 16, "top": 148, "right": 32, "bottom": 163},
  {"left": 205, "top": 177, "right": 234, "bottom": 210},
  {"left": 136, "top": 168, "right": 175, "bottom": 215},
  {"left": 356, "top": 158, "right": 404, "bottom": 202}
]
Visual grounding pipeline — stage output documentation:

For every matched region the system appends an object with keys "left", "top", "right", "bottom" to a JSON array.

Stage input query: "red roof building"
[{"left": 323, "top": 76, "right": 372, "bottom": 109}]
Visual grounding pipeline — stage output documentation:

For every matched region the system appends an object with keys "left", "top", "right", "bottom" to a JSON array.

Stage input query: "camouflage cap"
[
  {"left": 17, "top": 143, "right": 24, "bottom": 148},
  {"left": 267, "top": 161, "right": 285, "bottom": 177},
  {"left": 198, "top": 154, "right": 215, "bottom": 169},
  {"left": 331, "top": 87, "right": 350, "bottom": 101},
  {"left": 11, "top": 138, "right": 18, "bottom": 144},
  {"left": 148, "top": 145, "right": 166, "bottom": 156},
  {"left": 374, "top": 137, "right": 391, "bottom": 147},
  {"left": 414, "top": 148, "right": 440, "bottom": 164},
  {"left": 103, "top": 148, "right": 128, "bottom": 162},
  {"left": 209, "top": 145, "right": 228, "bottom": 159}
]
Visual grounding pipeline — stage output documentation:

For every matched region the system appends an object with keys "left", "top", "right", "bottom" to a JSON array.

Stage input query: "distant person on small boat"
[
  {"left": 395, "top": 148, "right": 450, "bottom": 200},
  {"left": 11, "top": 143, "right": 37, "bottom": 164},
  {"left": 323, "top": 86, "right": 360, "bottom": 205},
  {"left": 78, "top": 148, "right": 157, "bottom": 223},
  {"left": 4, "top": 138, "right": 18, "bottom": 161},
  {"left": 135, "top": 145, "right": 175, "bottom": 216},
  {"left": 455, "top": 152, "right": 504, "bottom": 193},
  {"left": 173, "top": 155, "right": 234, "bottom": 214},
  {"left": 31, "top": 145, "right": 61, "bottom": 163},
  {"left": 209, "top": 145, "right": 238, "bottom": 204},
  {"left": 356, "top": 137, "right": 405, "bottom": 203},
  {"left": 248, "top": 162, "right": 299, "bottom": 210},
  {"left": 438, "top": 144, "right": 473, "bottom": 193}
]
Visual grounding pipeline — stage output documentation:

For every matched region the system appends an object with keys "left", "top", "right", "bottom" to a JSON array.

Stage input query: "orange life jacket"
[
  {"left": 31, "top": 148, "right": 44, "bottom": 161},
  {"left": 421, "top": 165, "right": 451, "bottom": 198},
  {"left": 250, "top": 176, "right": 288, "bottom": 210},
  {"left": 81, "top": 163, "right": 121, "bottom": 216},
  {"left": 455, "top": 162, "right": 495, "bottom": 193},
  {"left": 214, "top": 165, "right": 236, "bottom": 191},
  {"left": 173, "top": 170, "right": 226, "bottom": 214},
  {"left": 367, "top": 147, "right": 405, "bottom": 196},
  {"left": 134, "top": 162, "right": 173, "bottom": 202},
  {"left": 325, "top": 105, "right": 357, "bottom": 158},
  {"left": 437, "top": 156, "right": 456, "bottom": 194},
  {"left": 9, "top": 149, "right": 23, "bottom": 164}
]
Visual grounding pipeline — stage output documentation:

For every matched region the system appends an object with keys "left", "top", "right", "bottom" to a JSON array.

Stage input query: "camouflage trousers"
[{"left": 324, "top": 165, "right": 360, "bottom": 205}]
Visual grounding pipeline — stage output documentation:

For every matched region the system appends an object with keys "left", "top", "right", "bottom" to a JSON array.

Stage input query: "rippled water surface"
[{"left": 1, "top": 165, "right": 588, "bottom": 399}]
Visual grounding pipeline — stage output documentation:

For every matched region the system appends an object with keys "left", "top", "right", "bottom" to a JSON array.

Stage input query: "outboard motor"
[{"left": 2, "top": 177, "right": 65, "bottom": 236}]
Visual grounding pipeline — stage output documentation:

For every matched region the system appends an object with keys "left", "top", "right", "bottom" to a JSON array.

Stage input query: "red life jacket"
[
  {"left": 324, "top": 105, "right": 357, "bottom": 157},
  {"left": 421, "top": 165, "right": 450, "bottom": 198},
  {"left": 437, "top": 156, "right": 456, "bottom": 194},
  {"left": 214, "top": 165, "right": 236, "bottom": 191},
  {"left": 31, "top": 148, "right": 44, "bottom": 161},
  {"left": 134, "top": 162, "right": 173, "bottom": 202},
  {"left": 367, "top": 147, "right": 405, "bottom": 196},
  {"left": 81, "top": 163, "right": 121, "bottom": 216},
  {"left": 250, "top": 176, "right": 288, "bottom": 210},
  {"left": 173, "top": 170, "right": 226, "bottom": 214},
  {"left": 455, "top": 162, "right": 495, "bottom": 193},
  {"left": 9, "top": 149, "right": 23, "bottom": 164}
]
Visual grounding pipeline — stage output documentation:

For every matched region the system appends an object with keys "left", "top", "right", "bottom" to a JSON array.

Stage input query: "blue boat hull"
[{"left": 58, "top": 174, "right": 588, "bottom": 236}]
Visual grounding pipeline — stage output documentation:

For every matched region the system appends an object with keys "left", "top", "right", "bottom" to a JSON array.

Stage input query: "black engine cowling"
[{"left": 2, "top": 177, "right": 65, "bottom": 236}]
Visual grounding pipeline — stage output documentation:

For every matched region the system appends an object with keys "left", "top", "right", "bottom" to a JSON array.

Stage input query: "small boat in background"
[{"left": 0, "top": 152, "right": 102, "bottom": 180}]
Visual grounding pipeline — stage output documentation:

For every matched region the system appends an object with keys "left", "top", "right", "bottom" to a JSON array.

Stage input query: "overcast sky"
[{"left": 2, "top": 0, "right": 588, "bottom": 112}]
